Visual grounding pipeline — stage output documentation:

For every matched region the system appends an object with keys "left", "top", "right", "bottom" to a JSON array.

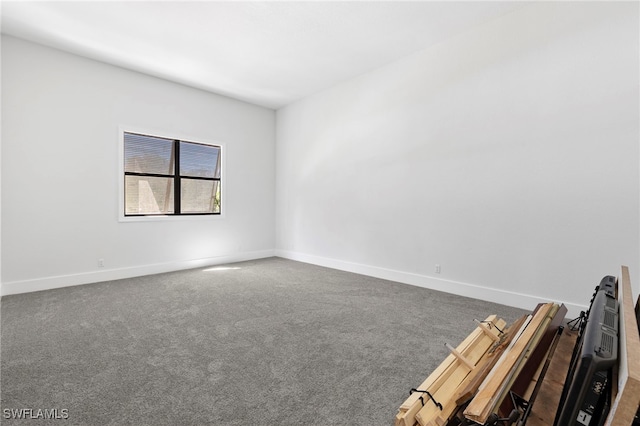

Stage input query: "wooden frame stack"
[
  {"left": 395, "top": 303, "right": 565, "bottom": 426},
  {"left": 463, "top": 303, "right": 563, "bottom": 424},
  {"left": 394, "top": 315, "right": 506, "bottom": 426}
]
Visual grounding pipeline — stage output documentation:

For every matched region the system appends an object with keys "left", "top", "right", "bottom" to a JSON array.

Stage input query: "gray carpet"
[{"left": 0, "top": 257, "right": 527, "bottom": 425}]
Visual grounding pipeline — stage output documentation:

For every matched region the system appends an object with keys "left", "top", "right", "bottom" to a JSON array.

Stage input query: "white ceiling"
[{"left": 1, "top": 1, "right": 525, "bottom": 109}]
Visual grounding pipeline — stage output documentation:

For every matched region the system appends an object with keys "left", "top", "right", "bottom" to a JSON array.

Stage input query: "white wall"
[
  {"left": 0, "top": 32, "right": 2, "bottom": 297},
  {"left": 275, "top": 2, "right": 640, "bottom": 317},
  {"left": 1, "top": 36, "right": 276, "bottom": 294}
]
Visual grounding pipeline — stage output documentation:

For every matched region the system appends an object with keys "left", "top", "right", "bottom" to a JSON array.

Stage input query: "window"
[{"left": 123, "top": 131, "right": 221, "bottom": 216}]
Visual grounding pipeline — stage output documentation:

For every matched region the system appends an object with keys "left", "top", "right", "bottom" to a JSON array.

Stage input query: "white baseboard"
[
  {"left": 275, "top": 249, "right": 587, "bottom": 319},
  {"left": 1, "top": 249, "right": 275, "bottom": 296},
  {"left": 2, "top": 248, "right": 588, "bottom": 319}
]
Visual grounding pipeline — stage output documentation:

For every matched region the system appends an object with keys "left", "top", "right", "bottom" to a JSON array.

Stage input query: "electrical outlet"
[
  {"left": 435, "top": 264, "right": 441, "bottom": 274},
  {"left": 98, "top": 258, "right": 104, "bottom": 268}
]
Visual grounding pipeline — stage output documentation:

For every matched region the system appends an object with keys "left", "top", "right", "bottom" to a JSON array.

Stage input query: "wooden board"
[
  {"left": 488, "top": 304, "right": 559, "bottom": 419},
  {"left": 527, "top": 328, "right": 578, "bottom": 426},
  {"left": 604, "top": 265, "right": 640, "bottom": 425},
  {"left": 414, "top": 332, "right": 497, "bottom": 426},
  {"left": 498, "top": 303, "right": 567, "bottom": 417},
  {"left": 454, "top": 314, "right": 529, "bottom": 406},
  {"left": 463, "top": 303, "right": 556, "bottom": 424},
  {"left": 395, "top": 315, "right": 505, "bottom": 426},
  {"left": 398, "top": 316, "right": 498, "bottom": 412}
]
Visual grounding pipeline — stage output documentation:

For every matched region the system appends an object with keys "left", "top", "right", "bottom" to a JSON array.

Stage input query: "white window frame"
[{"left": 118, "top": 125, "right": 226, "bottom": 222}]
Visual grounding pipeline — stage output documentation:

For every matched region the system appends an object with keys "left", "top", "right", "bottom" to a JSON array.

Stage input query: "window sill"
[{"left": 118, "top": 213, "right": 225, "bottom": 223}]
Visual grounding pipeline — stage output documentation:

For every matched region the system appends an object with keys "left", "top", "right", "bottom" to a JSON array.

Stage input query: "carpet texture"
[{"left": 1, "top": 257, "right": 527, "bottom": 425}]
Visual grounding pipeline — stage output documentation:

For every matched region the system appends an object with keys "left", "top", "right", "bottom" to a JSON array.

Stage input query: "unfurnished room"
[{"left": 1, "top": 1, "right": 639, "bottom": 425}]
